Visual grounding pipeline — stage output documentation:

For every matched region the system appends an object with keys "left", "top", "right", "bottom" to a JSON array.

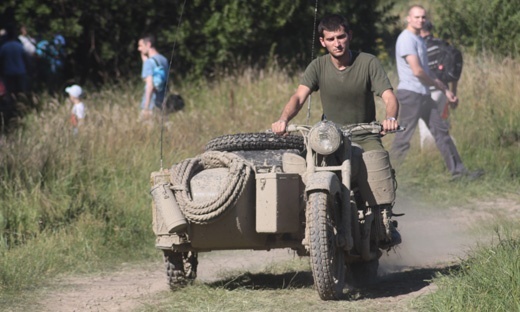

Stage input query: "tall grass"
[
  {"left": 0, "top": 53, "right": 518, "bottom": 298},
  {"left": 417, "top": 223, "right": 520, "bottom": 311},
  {"left": 0, "top": 81, "right": 160, "bottom": 292},
  {"left": 0, "top": 65, "right": 315, "bottom": 294}
]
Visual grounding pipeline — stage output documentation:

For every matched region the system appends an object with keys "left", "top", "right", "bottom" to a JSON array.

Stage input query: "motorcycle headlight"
[{"left": 308, "top": 121, "right": 341, "bottom": 155}]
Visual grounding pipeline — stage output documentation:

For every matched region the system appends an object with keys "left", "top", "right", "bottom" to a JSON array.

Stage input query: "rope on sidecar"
[{"left": 170, "top": 151, "right": 252, "bottom": 224}]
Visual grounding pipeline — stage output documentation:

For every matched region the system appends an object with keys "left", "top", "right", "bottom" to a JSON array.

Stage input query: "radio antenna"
[
  {"left": 159, "top": 0, "right": 187, "bottom": 170},
  {"left": 306, "top": 0, "right": 319, "bottom": 124}
]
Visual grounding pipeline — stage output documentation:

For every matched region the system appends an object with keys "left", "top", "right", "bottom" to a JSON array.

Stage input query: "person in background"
[
  {"left": 137, "top": 34, "right": 168, "bottom": 121},
  {"left": 391, "top": 5, "right": 483, "bottom": 180},
  {"left": 35, "top": 34, "right": 66, "bottom": 94},
  {"left": 18, "top": 25, "right": 37, "bottom": 91},
  {"left": 18, "top": 25, "right": 36, "bottom": 56},
  {"left": 0, "top": 24, "right": 28, "bottom": 98},
  {"left": 417, "top": 20, "right": 457, "bottom": 149},
  {"left": 65, "top": 84, "right": 86, "bottom": 134}
]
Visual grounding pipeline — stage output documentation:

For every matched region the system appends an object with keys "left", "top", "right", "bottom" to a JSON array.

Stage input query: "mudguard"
[{"left": 305, "top": 171, "right": 341, "bottom": 195}]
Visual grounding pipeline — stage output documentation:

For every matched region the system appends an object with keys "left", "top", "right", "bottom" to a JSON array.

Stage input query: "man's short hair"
[
  {"left": 408, "top": 4, "right": 426, "bottom": 15},
  {"left": 423, "top": 20, "right": 434, "bottom": 32},
  {"left": 140, "top": 34, "right": 156, "bottom": 48},
  {"left": 318, "top": 14, "right": 350, "bottom": 37}
]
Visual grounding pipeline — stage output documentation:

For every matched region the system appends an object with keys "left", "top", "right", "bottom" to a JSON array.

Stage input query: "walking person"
[
  {"left": 391, "top": 5, "right": 482, "bottom": 180},
  {"left": 272, "top": 14, "right": 402, "bottom": 248},
  {"left": 417, "top": 20, "right": 458, "bottom": 149},
  {"left": 137, "top": 34, "right": 168, "bottom": 121},
  {"left": 0, "top": 25, "right": 28, "bottom": 99}
]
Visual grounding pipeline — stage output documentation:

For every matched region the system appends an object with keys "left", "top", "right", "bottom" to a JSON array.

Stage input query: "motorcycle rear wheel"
[{"left": 307, "top": 191, "right": 346, "bottom": 300}]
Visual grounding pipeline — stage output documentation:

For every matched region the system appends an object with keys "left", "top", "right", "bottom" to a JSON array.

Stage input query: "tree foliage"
[
  {"left": 1, "top": 0, "right": 398, "bottom": 84},
  {"left": 431, "top": 0, "right": 520, "bottom": 57}
]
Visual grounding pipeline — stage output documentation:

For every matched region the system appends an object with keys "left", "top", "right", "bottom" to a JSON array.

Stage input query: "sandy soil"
[{"left": 34, "top": 196, "right": 520, "bottom": 312}]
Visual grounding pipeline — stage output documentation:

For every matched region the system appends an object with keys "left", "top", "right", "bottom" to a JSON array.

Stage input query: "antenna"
[
  {"left": 306, "top": 0, "right": 319, "bottom": 124},
  {"left": 159, "top": 0, "right": 187, "bottom": 170}
]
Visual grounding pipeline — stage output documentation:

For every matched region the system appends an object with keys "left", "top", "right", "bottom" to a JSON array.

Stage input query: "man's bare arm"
[
  {"left": 143, "top": 76, "right": 154, "bottom": 110},
  {"left": 272, "top": 85, "right": 311, "bottom": 134},
  {"left": 405, "top": 54, "right": 457, "bottom": 103},
  {"left": 381, "top": 89, "right": 399, "bottom": 132}
]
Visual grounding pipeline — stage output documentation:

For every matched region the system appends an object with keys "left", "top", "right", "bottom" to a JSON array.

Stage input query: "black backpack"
[{"left": 425, "top": 36, "right": 463, "bottom": 83}]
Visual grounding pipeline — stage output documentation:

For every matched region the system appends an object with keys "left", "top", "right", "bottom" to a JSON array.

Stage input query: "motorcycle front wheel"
[{"left": 307, "top": 191, "right": 346, "bottom": 300}]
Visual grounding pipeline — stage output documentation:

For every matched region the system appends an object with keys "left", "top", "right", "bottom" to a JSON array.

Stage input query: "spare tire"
[{"left": 205, "top": 132, "right": 304, "bottom": 152}]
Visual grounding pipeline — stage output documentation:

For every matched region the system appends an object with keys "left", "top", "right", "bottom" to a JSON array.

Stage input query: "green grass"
[
  {"left": 0, "top": 53, "right": 519, "bottom": 311},
  {"left": 417, "top": 225, "right": 520, "bottom": 312}
]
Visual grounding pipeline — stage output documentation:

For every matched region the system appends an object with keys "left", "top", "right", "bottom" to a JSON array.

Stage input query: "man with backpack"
[
  {"left": 417, "top": 20, "right": 461, "bottom": 148},
  {"left": 391, "top": 5, "right": 483, "bottom": 180},
  {"left": 137, "top": 34, "right": 168, "bottom": 121}
]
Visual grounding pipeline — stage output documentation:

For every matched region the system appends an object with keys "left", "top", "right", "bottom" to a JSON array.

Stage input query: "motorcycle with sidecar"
[{"left": 150, "top": 121, "right": 401, "bottom": 300}]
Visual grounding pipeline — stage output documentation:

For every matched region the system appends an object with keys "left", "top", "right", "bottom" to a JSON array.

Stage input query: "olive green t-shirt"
[{"left": 301, "top": 51, "right": 393, "bottom": 126}]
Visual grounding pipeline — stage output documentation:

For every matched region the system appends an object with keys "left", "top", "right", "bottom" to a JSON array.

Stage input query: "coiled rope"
[{"left": 170, "top": 151, "right": 252, "bottom": 224}]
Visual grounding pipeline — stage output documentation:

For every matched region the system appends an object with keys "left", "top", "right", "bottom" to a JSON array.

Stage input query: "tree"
[
  {"left": 1, "top": 0, "right": 399, "bottom": 84},
  {"left": 431, "top": 0, "right": 520, "bottom": 57}
]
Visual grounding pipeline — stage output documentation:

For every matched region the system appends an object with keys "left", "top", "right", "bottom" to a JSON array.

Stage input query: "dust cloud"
[{"left": 378, "top": 196, "right": 475, "bottom": 274}]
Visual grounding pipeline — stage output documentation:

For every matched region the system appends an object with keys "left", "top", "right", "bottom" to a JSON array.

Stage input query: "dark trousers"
[
  {"left": 391, "top": 89, "right": 466, "bottom": 176},
  {"left": 3, "top": 74, "right": 28, "bottom": 95}
]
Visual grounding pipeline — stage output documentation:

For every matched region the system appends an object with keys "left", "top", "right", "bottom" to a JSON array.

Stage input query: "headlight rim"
[{"left": 308, "top": 121, "right": 342, "bottom": 155}]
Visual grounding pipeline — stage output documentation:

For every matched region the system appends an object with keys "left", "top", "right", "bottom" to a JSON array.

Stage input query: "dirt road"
[{"left": 35, "top": 197, "right": 519, "bottom": 311}]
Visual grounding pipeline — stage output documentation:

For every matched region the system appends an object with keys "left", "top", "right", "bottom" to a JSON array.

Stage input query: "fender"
[{"left": 305, "top": 171, "right": 341, "bottom": 196}]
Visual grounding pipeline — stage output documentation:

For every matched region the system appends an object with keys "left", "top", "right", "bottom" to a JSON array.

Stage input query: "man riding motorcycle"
[{"left": 272, "top": 13, "right": 401, "bottom": 248}]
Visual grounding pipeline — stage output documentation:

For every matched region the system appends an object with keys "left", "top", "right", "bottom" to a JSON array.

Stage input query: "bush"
[{"left": 432, "top": 0, "right": 520, "bottom": 57}]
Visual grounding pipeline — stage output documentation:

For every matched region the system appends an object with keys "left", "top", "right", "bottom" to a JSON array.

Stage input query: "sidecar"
[{"left": 150, "top": 133, "right": 307, "bottom": 288}]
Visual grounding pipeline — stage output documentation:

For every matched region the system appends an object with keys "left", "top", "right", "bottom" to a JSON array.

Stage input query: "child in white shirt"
[{"left": 65, "top": 84, "right": 86, "bottom": 134}]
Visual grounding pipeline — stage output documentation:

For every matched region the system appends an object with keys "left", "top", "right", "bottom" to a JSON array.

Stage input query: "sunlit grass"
[{"left": 417, "top": 226, "right": 520, "bottom": 312}]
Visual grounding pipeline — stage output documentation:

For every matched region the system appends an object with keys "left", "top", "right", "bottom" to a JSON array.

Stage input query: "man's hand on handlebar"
[
  {"left": 381, "top": 117, "right": 400, "bottom": 135},
  {"left": 272, "top": 119, "right": 288, "bottom": 135}
]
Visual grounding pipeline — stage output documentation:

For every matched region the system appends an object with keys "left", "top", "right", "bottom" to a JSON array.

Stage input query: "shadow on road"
[
  {"left": 350, "top": 264, "right": 460, "bottom": 299},
  {"left": 207, "top": 264, "right": 460, "bottom": 300},
  {"left": 208, "top": 270, "right": 314, "bottom": 290}
]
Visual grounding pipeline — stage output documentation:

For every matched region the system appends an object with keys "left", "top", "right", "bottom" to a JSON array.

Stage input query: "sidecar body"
[{"left": 151, "top": 149, "right": 308, "bottom": 254}]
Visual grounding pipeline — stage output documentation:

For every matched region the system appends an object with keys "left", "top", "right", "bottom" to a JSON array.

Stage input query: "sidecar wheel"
[
  {"left": 164, "top": 250, "right": 198, "bottom": 290},
  {"left": 307, "top": 191, "right": 346, "bottom": 300},
  {"left": 204, "top": 132, "right": 304, "bottom": 152}
]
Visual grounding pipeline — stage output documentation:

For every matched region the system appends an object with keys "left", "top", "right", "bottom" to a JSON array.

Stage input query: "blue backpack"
[
  {"left": 36, "top": 37, "right": 66, "bottom": 73},
  {"left": 151, "top": 57, "right": 167, "bottom": 92}
]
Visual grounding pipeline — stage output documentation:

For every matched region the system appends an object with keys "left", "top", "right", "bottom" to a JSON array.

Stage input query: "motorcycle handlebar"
[{"left": 284, "top": 123, "right": 405, "bottom": 135}]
